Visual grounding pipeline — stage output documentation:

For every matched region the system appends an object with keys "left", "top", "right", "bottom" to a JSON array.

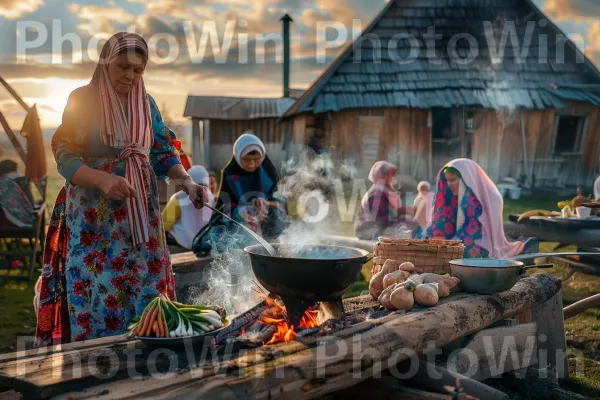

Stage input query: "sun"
[{"left": 45, "top": 78, "right": 88, "bottom": 115}]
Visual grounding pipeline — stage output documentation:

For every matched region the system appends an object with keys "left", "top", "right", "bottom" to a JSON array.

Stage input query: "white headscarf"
[
  {"left": 233, "top": 131, "right": 266, "bottom": 166},
  {"left": 188, "top": 165, "right": 209, "bottom": 187}
]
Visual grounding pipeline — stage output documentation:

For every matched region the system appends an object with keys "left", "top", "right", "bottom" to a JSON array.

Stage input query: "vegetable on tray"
[{"left": 127, "top": 295, "right": 227, "bottom": 338}]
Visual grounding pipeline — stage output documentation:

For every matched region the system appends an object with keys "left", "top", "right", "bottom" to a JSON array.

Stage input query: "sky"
[{"left": 0, "top": 0, "right": 599, "bottom": 129}]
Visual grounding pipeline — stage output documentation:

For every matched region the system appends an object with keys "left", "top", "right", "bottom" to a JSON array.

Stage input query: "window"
[
  {"left": 431, "top": 108, "right": 453, "bottom": 140},
  {"left": 553, "top": 115, "right": 587, "bottom": 154}
]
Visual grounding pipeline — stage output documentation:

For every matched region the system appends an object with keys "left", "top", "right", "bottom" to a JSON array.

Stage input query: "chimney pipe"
[{"left": 281, "top": 14, "right": 293, "bottom": 98}]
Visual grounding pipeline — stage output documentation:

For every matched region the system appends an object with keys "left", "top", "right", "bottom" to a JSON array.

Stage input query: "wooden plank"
[
  {"left": 170, "top": 252, "right": 212, "bottom": 273},
  {"left": 504, "top": 221, "right": 600, "bottom": 247},
  {"left": 531, "top": 291, "right": 568, "bottom": 380},
  {"left": 444, "top": 323, "right": 538, "bottom": 381},
  {"left": 388, "top": 360, "right": 509, "bottom": 400},
  {"left": 65, "top": 274, "right": 562, "bottom": 400},
  {"left": 0, "top": 335, "right": 131, "bottom": 364}
]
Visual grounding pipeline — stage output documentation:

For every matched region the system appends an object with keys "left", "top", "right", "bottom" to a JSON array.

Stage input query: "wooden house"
[
  {"left": 186, "top": 14, "right": 303, "bottom": 173},
  {"left": 282, "top": 0, "right": 600, "bottom": 188}
]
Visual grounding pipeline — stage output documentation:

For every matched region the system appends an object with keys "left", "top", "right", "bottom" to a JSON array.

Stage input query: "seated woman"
[
  {"left": 162, "top": 165, "right": 215, "bottom": 250},
  {"left": 0, "top": 175, "right": 34, "bottom": 228},
  {"left": 421, "top": 158, "right": 536, "bottom": 258},
  {"left": 192, "top": 132, "right": 287, "bottom": 256},
  {"left": 354, "top": 161, "right": 417, "bottom": 240}
]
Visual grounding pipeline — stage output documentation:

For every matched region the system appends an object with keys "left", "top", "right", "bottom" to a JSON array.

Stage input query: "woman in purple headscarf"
[{"left": 354, "top": 161, "right": 412, "bottom": 240}]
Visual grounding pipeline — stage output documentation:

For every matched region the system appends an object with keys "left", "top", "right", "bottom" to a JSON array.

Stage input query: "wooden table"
[
  {"left": 504, "top": 219, "right": 600, "bottom": 248},
  {"left": 0, "top": 274, "right": 565, "bottom": 399}
]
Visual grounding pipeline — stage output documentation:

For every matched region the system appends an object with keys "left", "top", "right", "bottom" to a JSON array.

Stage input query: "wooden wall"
[
  {"left": 290, "top": 101, "right": 600, "bottom": 186},
  {"left": 329, "top": 108, "right": 430, "bottom": 180},
  {"left": 209, "top": 118, "right": 283, "bottom": 145},
  {"left": 470, "top": 101, "right": 600, "bottom": 187},
  {"left": 204, "top": 118, "right": 289, "bottom": 172}
]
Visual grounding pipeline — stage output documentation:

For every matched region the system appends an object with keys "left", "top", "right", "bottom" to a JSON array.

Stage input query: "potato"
[
  {"left": 399, "top": 262, "right": 416, "bottom": 273},
  {"left": 437, "top": 276, "right": 460, "bottom": 297},
  {"left": 381, "top": 259, "right": 401, "bottom": 275},
  {"left": 421, "top": 273, "right": 444, "bottom": 284},
  {"left": 378, "top": 283, "right": 399, "bottom": 310},
  {"left": 383, "top": 270, "right": 410, "bottom": 289},
  {"left": 407, "top": 273, "right": 423, "bottom": 285},
  {"left": 369, "top": 271, "right": 385, "bottom": 299},
  {"left": 414, "top": 283, "right": 439, "bottom": 306},
  {"left": 390, "top": 281, "right": 416, "bottom": 310}
]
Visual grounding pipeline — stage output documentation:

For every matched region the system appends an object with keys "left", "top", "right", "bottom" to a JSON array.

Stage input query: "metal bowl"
[{"left": 449, "top": 258, "right": 553, "bottom": 294}]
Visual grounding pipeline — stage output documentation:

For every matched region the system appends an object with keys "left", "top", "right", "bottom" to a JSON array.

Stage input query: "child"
[
  {"left": 209, "top": 170, "right": 219, "bottom": 196},
  {"left": 413, "top": 180, "right": 434, "bottom": 230},
  {"left": 162, "top": 165, "right": 215, "bottom": 250}
]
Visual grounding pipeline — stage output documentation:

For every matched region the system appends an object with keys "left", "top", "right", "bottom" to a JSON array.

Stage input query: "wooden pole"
[
  {"left": 191, "top": 118, "right": 202, "bottom": 165},
  {"left": 0, "top": 110, "right": 27, "bottom": 163},
  {"left": 563, "top": 293, "right": 600, "bottom": 320},
  {"left": 0, "top": 77, "right": 30, "bottom": 112},
  {"left": 520, "top": 112, "right": 529, "bottom": 187},
  {"left": 203, "top": 119, "right": 211, "bottom": 169}
]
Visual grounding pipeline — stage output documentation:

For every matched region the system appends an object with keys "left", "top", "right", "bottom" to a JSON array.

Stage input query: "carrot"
[
  {"left": 135, "top": 302, "right": 154, "bottom": 336},
  {"left": 145, "top": 305, "right": 158, "bottom": 337},
  {"left": 140, "top": 302, "right": 157, "bottom": 337},
  {"left": 152, "top": 321, "right": 159, "bottom": 337}
]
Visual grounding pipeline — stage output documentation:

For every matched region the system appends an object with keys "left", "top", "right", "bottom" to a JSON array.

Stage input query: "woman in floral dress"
[
  {"left": 35, "top": 32, "right": 208, "bottom": 346},
  {"left": 421, "top": 158, "right": 535, "bottom": 258}
]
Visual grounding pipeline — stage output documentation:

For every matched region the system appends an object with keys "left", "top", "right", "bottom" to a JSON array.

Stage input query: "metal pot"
[
  {"left": 244, "top": 243, "right": 370, "bottom": 300},
  {"left": 449, "top": 258, "right": 553, "bottom": 294}
]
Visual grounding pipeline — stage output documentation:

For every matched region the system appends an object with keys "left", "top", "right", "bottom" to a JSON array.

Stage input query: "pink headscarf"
[
  {"left": 91, "top": 33, "right": 153, "bottom": 247},
  {"left": 439, "top": 159, "right": 524, "bottom": 258}
]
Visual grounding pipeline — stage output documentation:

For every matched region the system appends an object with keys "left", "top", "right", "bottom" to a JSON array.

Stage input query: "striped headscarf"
[{"left": 91, "top": 32, "right": 153, "bottom": 247}]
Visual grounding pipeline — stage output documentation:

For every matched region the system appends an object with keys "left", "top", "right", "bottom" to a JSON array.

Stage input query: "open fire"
[{"left": 260, "top": 297, "right": 319, "bottom": 344}]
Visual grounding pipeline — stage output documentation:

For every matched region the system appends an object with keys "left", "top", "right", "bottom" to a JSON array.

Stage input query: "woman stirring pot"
[{"left": 35, "top": 33, "right": 208, "bottom": 346}]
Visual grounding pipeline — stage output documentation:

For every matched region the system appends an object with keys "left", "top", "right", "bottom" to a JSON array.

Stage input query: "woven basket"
[{"left": 373, "top": 238, "right": 464, "bottom": 274}]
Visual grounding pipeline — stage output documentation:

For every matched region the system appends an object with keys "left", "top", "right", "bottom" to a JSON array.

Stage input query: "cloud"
[
  {"left": 544, "top": 0, "right": 600, "bottom": 21},
  {"left": 68, "top": 4, "right": 136, "bottom": 36},
  {"left": 0, "top": 0, "right": 43, "bottom": 19},
  {"left": 587, "top": 21, "right": 600, "bottom": 67}
]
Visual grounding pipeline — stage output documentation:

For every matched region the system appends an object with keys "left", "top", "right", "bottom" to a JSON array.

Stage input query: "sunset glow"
[{"left": 0, "top": 0, "right": 599, "bottom": 130}]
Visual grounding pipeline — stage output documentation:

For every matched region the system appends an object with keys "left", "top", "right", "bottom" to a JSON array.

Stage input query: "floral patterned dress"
[
  {"left": 36, "top": 86, "right": 181, "bottom": 346},
  {"left": 422, "top": 176, "right": 489, "bottom": 258}
]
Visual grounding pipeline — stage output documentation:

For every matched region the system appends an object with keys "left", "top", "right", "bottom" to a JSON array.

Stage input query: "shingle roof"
[
  {"left": 184, "top": 96, "right": 297, "bottom": 120},
  {"left": 284, "top": 0, "right": 600, "bottom": 116}
]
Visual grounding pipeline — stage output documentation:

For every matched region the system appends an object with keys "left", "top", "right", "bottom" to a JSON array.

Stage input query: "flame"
[{"left": 260, "top": 297, "right": 319, "bottom": 345}]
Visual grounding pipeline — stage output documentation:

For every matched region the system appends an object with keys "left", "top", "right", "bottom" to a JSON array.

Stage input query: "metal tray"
[{"left": 136, "top": 320, "right": 229, "bottom": 348}]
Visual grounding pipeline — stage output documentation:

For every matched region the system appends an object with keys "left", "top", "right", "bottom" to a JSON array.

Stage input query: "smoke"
[
  {"left": 188, "top": 229, "right": 264, "bottom": 315},
  {"left": 189, "top": 146, "right": 369, "bottom": 314}
]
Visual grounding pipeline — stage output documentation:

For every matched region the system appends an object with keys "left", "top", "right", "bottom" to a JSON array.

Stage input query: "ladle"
[{"left": 204, "top": 204, "right": 278, "bottom": 256}]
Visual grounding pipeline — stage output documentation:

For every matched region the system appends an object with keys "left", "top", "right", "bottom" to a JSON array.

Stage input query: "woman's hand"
[
  {"left": 99, "top": 174, "right": 138, "bottom": 200},
  {"left": 181, "top": 180, "right": 209, "bottom": 209}
]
